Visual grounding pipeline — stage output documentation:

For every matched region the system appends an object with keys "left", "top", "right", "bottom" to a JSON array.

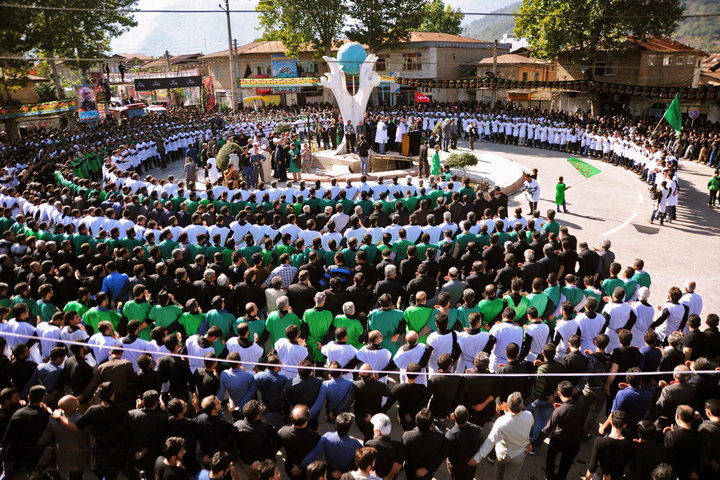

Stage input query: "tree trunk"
[
  {"left": 47, "top": 55, "right": 64, "bottom": 99},
  {"left": 2, "top": 119, "right": 19, "bottom": 142}
]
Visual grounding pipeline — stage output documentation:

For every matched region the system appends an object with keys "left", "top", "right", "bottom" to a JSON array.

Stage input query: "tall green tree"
[
  {"left": 257, "top": 0, "right": 345, "bottom": 58},
  {"left": 514, "top": 0, "right": 684, "bottom": 64},
  {"left": 27, "top": 0, "right": 138, "bottom": 96},
  {"left": 418, "top": 0, "right": 464, "bottom": 36},
  {"left": 346, "top": 0, "right": 429, "bottom": 53}
]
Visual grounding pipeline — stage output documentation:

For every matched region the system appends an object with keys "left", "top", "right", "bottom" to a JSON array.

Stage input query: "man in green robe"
[
  {"left": 265, "top": 296, "right": 301, "bottom": 345},
  {"left": 302, "top": 292, "right": 335, "bottom": 363},
  {"left": 332, "top": 302, "right": 364, "bottom": 349},
  {"left": 367, "top": 294, "right": 405, "bottom": 354},
  {"left": 404, "top": 291, "right": 433, "bottom": 343},
  {"left": 431, "top": 145, "right": 442, "bottom": 176}
]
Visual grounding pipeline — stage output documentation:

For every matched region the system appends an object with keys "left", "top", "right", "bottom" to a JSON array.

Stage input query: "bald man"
[
  {"left": 353, "top": 364, "right": 391, "bottom": 441},
  {"left": 393, "top": 331, "right": 432, "bottom": 386},
  {"left": 39, "top": 395, "right": 90, "bottom": 479}
]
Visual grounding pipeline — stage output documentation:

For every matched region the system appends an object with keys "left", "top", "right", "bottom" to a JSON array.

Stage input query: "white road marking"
[{"left": 602, "top": 211, "right": 640, "bottom": 236}]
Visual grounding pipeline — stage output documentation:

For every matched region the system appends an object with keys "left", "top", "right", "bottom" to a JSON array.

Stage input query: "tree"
[
  {"left": 418, "top": 0, "right": 464, "bottom": 36},
  {"left": 514, "top": 0, "right": 684, "bottom": 64},
  {"left": 26, "top": 0, "right": 138, "bottom": 96},
  {"left": 446, "top": 152, "right": 478, "bottom": 177},
  {"left": 257, "top": 0, "right": 345, "bottom": 59},
  {"left": 346, "top": 0, "right": 429, "bottom": 53},
  {"left": 216, "top": 142, "right": 242, "bottom": 171}
]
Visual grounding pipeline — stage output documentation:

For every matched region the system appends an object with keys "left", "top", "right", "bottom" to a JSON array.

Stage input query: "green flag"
[
  {"left": 567, "top": 157, "right": 601, "bottom": 179},
  {"left": 663, "top": 94, "right": 682, "bottom": 134}
]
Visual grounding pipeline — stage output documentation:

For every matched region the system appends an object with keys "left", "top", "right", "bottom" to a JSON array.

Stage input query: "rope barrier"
[{"left": 3, "top": 330, "right": 717, "bottom": 378}]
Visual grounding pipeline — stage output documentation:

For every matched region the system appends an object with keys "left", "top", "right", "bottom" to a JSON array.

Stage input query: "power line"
[{"left": 1, "top": 3, "right": 719, "bottom": 19}]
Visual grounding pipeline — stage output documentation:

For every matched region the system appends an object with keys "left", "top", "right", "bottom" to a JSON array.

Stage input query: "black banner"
[{"left": 134, "top": 76, "right": 202, "bottom": 91}]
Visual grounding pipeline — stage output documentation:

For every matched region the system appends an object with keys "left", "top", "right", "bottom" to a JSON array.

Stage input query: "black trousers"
[{"left": 546, "top": 437, "right": 581, "bottom": 480}]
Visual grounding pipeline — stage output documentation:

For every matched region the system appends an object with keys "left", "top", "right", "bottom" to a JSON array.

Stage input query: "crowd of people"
[{"left": 0, "top": 101, "right": 718, "bottom": 480}]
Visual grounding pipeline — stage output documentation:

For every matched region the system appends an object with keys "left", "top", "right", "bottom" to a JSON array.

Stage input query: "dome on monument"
[{"left": 336, "top": 42, "right": 367, "bottom": 76}]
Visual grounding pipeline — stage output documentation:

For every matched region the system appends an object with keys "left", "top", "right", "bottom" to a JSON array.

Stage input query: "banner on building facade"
[
  {"left": 271, "top": 55, "right": 299, "bottom": 78},
  {"left": 0, "top": 99, "right": 77, "bottom": 120},
  {"left": 133, "top": 75, "right": 203, "bottom": 91}
]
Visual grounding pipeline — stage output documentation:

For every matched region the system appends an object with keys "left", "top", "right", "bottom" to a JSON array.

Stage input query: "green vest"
[{"left": 302, "top": 308, "right": 334, "bottom": 362}]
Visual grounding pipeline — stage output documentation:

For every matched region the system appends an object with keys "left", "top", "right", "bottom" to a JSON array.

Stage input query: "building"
[
  {"left": 554, "top": 36, "right": 707, "bottom": 116},
  {"left": 700, "top": 53, "right": 720, "bottom": 86},
  {"left": 200, "top": 41, "right": 324, "bottom": 108},
  {"left": 475, "top": 53, "right": 557, "bottom": 107},
  {"left": 376, "top": 32, "right": 508, "bottom": 104},
  {"left": 200, "top": 32, "right": 509, "bottom": 108}
]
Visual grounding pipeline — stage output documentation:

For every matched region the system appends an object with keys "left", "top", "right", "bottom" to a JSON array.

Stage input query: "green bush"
[
  {"left": 446, "top": 152, "right": 479, "bottom": 177},
  {"left": 216, "top": 141, "right": 242, "bottom": 171}
]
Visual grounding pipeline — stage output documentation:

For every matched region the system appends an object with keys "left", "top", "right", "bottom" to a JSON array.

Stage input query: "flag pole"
[
  {"left": 568, "top": 176, "right": 591, "bottom": 189},
  {"left": 651, "top": 115, "right": 664, "bottom": 135}
]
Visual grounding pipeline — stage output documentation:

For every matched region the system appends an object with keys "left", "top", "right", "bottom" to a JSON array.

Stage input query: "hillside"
[
  {"left": 462, "top": 1, "right": 521, "bottom": 43},
  {"left": 462, "top": 0, "right": 719, "bottom": 53},
  {"left": 675, "top": 0, "right": 720, "bottom": 52}
]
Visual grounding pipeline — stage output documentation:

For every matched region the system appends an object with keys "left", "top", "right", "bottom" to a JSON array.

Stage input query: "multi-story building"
[
  {"left": 475, "top": 53, "right": 557, "bottom": 107},
  {"left": 200, "top": 32, "right": 509, "bottom": 108}
]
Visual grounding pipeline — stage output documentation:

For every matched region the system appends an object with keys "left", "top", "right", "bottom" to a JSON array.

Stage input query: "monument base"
[{"left": 312, "top": 149, "right": 416, "bottom": 175}]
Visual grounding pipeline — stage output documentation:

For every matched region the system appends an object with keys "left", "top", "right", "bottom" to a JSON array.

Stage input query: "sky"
[{"left": 109, "top": 0, "right": 516, "bottom": 57}]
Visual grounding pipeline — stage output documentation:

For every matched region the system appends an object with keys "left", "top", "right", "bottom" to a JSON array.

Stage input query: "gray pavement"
[{"left": 145, "top": 140, "right": 720, "bottom": 480}]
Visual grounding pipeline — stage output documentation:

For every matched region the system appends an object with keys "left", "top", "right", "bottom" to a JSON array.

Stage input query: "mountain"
[
  {"left": 674, "top": 0, "right": 720, "bottom": 52},
  {"left": 461, "top": 1, "right": 521, "bottom": 42},
  {"left": 110, "top": 0, "right": 261, "bottom": 57},
  {"left": 110, "top": 0, "right": 519, "bottom": 57}
]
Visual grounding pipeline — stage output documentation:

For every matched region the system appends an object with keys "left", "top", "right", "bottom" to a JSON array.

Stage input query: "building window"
[
  {"left": 402, "top": 52, "right": 422, "bottom": 71},
  {"left": 687, "top": 55, "right": 696, "bottom": 67},
  {"left": 648, "top": 55, "right": 656, "bottom": 66},
  {"left": 255, "top": 64, "right": 271, "bottom": 76},
  {"left": 212, "top": 65, "right": 224, "bottom": 79},
  {"left": 533, "top": 72, "right": 539, "bottom": 81},
  {"left": 663, "top": 55, "right": 672, "bottom": 66},
  {"left": 676, "top": 56, "right": 684, "bottom": 65},
  {"left": 594, "top": 60, "right": 618, "bottom": 77},
  {"left": 522, "top": 72, "right": 528, "bottom": 81},
  {"left": 376, "top": 54, "right": 389, "bottom": 71},
  {"left": 298, "top": 62, "right": 319, "bottom": 75}
]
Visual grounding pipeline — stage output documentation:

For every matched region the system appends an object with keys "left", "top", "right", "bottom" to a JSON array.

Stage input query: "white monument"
[{"left": 321, "top": 42, "right": 381, "bottom": 156}]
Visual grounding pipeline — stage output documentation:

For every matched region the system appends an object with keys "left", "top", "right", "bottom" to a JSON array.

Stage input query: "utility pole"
[
  {"left": 221, "top": 0, "right": 237, "bottom": 111},
  {"left": 492, "top": 39, "right": 498, "bottom": 105}
]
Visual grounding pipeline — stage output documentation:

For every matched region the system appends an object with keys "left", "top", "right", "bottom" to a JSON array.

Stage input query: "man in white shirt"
[
  {"left": 680, "top": 280, "right": 702, "bottom": 332},
  {"left": 469, "top": 392, "right": 533, "bottom": 479},
  {"left": 274, "top": 324, "right": 308, "bottom": 379},
  {"left": 226, "top": 321, "right": 264, "bottom": 370},
  {"left": 321, "top": 328, "right": 358, "bottom": 381},
  {"left": 523, "top": 173, "right": 540, "bottom": 214},
  {"left": 488, "top": 308, "right": 524, "bottom": 373}
]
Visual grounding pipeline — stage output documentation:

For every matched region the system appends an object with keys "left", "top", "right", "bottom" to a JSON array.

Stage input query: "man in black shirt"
[
  {"left": 664, "top": 405, "right": 704, "bottom": 480},
  {"left": 287, "top": 270, "right": 317, "bottom": 319},
  {"left": 366, "top": 413, "right": 405, "bottom": 480},
  {"left": 531, "top": 381, "right": 589, "bottom": 480},
  {"left": 681, "top": 314, "right": 708, "bottom": 361},
  {"left": 402, "top": 408, "right": 448, "bottom": 480},
  {"left": 444, "top": 405, "right": 483, "bottom": 480},
  {"left": 287, "top": 360, "right": 323, "bottom": 430},
  {"left": 124, "top": 390, "right": 169, "bottom": 476},
  {"left": 157, "top": 336, "right": 193, "bottom": 403},
  {"left": 234, "top": 400, "right": 280, "bottom": 480},
  {"left": 55, "top": 382, "right": 127, "bottom": 480},
  {"left": 383, "top": 362, "right": 427, "bottom": 432},
  {"left": 194, "top": 395, "right": 235, "bottom": 465},
  {"left": 278, "top": 405, "right": 322, "bottom": 480},
  {"left": 165, "top": 398, "right": 201, "bottom": 476},
  {"left": 1, "top": 385, "right": 49, "bottom": 474},
  {"left": 629, "top": 420, "right": 668, "bottom": 480},
  {"left": 353, "top": 364, "right": 391, "bottom": 441},
  {"left": 425, "top": 353, "right": 465, "bottom": 433}
]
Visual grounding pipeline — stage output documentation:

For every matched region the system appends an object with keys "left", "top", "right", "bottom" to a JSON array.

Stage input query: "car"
[{"left": 146, "top": 104, "right": 167, "bottom": 115}]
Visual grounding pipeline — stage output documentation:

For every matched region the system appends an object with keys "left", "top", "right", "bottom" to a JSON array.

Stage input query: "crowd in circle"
[{"left": 0, "top": 101, "right": 718, "bottom": 480}]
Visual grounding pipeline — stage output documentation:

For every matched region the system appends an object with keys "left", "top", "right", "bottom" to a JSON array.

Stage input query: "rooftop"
[
  {"left": 626, "top": 36, "right": 706, "bottom": 54},
  {"left": 478, "top": 54, "right": 553, "bottom": 65}
]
